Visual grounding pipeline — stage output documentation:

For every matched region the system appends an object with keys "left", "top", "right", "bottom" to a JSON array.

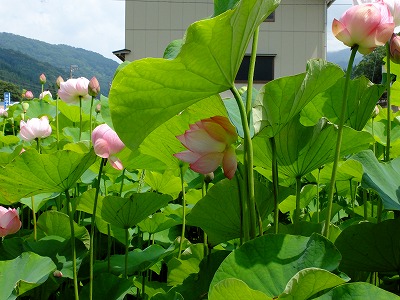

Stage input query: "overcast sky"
[{"left": 0, "top": 0, "right": 352, "bottom": 63}]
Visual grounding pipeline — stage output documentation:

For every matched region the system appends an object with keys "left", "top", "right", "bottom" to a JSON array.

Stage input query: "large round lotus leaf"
[
  {"left": 335, "top": 218, "right": 400, "bottom": 273},
  {"left": 210, "top": 233, "right": 341, "bottom": 298}
]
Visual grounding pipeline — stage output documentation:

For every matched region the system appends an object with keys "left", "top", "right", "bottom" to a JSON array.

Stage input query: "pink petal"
[
  {"left": 182, "top": 129, "right": 226, "bottom": 154},
  {"left": 222, "top": 146, "right": 238, "bottom": 179},
  {"left": 174, "top": 150, "right": 202, "bottom": 164},
  {"left": 0, "top": 206, "right": 8, "bottom": 218},
  {"left": 210, "top": 116, "right": 238, "bottom": 140},
  {"left": 190, "top": 152, "right": 224, "bottom": 174},
  {"left": 332, "top": 19, "right": 354, "bottom": 47},
  {"left": 109, "top": 156, "right": 124, "bottom": 170},
  {"left": 93, "top": 138, "right": 110, "bottom": 158}
]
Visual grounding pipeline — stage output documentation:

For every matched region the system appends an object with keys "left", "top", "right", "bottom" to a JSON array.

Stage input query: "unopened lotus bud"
[
  {"left": 2, "top": 111, "right": 8, "bottom": 118},
  {"left": 25, "top": 91, "right": 34, "bottom": 100},
  {"left": 204, "top": 172, "right": 214, "bottom": 183},
  {"left": 39, "top": 73, "right": 46, "bottom": 84},
  {"left": 56, "top": 76, "right": 64, "bottom": 89},
  {"left": 53, "top": 270, "right": 63, "bottom": 278},
  {"left": 22, "top": 102, "right": 29, "bottom": 112},
  {"left": 372, "top": 105, "right": 380, "bottom": 118},
  {"left": 20, "top": 113, "right": 25, "bottom": 120},
  {"left": 95, "top": 103, "right": 101, "bottom": 114},
  {"left": 88, "top": 76, "right": 100, "bottom": 97}
]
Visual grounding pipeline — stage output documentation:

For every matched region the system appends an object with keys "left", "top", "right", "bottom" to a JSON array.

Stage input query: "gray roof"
[{"left": 327, "top": 0, "right": 335, "bottom": 7}]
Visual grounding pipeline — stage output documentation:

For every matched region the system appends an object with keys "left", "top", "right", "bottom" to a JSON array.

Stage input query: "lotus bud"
[
  {"left": 88, "top": 76, "right": 100, "bottom": 97},
  {"left": 2, "top": 111, "right": 8, "bottom": 118},
  {"left": 22, "top": 102, "right": 29, "bottom": 112},
  {"left": 25, "top": 91, "right": 34, "bottom": 100},
  {"left": 53, "top": 270, "right": 63, "bottom": 278},
  {"left": 95, "top": 103, "right": 101, "bottom": 114},
  {"left": 39, "top": 73, "right": 46, "bottom": 84},
  {"left": 204, "top": 172, "right": 214, "bottom": 183},
  {"left": 56, "top": 76, "right": 64, "bottom": 89},
  {"left": 390, "top": 33, "right": 400, "bottom": 63},
  {"left": 372, "top": 105, "right": 380, "bottom": 118},
  {"left": 0, "top": 206, "right": 22, "bottom": 237}
]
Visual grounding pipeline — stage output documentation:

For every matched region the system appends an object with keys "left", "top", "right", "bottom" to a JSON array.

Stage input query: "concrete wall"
[{"left": 124, "top": 0, "right": 327, "bottom": 80}]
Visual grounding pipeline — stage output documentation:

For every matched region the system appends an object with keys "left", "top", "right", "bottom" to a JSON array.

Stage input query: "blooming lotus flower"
[
  {"left": 25, "top": 90, "right": 34, "bottom": 100},
  {"left": 333, "top": 1, "right": 395, "bottom": 54},
  {"left": 0, "top": 206, "right": 21, "bottom": 237},
  {"left": 353, "top": 0, "right": 400, "bottom": 26},
  {"left": 39, "top": 73, "right": 46, "bottom": 84},
  {"left": 58, "top": 77, "right": 91, "bottom": 104},
  {"left": 0, "top": 107, "right": 8, "bottom": 118},
  {"left": 390, "top": 33, "right": 400, "bottom": 62},
  {"left": 92, "top": 124, "right": 125, "bottom": 170},
  {"left": 174, "top": 116, "right": 238, "bottom": 179},
  {"left": 39, "top": 91, "right": 52, "bottom": 100},
  {"left": 20, "top": 116, "right": 52, "bottom": 141}
]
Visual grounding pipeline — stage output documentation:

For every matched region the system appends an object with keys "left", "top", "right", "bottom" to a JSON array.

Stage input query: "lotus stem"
[
  {"left": 79, "top": 96, "right": 82, "bottom": 141},
  {"left": 270, "top": 137, "right": 279, "bottom": 234},
  {"left": 178, "top": 165, "right": 186, "bottom": 259},
  {"left": 385, "top": 43, "right": 391, "bottom": 162},
  {"left": 323, "top": 45, "right": 358, "bottom": 238},
  {"left": 31, "top": 196, "right": 37, "bottom": 241}
]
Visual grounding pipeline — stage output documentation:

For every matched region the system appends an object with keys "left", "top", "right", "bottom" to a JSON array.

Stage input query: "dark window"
[
  {"left": 264, "top": 11, "right": 275, "bottom": 22},
  {"left": 236, "top": 55, "right": 275, "bottom": 83}
]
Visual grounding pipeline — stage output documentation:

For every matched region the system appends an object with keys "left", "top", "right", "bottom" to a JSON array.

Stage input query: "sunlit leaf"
[{"left": 314, "top": 282, "right": 399, "bottom": 299}]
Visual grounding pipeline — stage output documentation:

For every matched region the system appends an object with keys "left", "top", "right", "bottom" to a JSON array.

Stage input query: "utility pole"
[{"left": 70, "top": 65, "right": 78, "bottom": 79}]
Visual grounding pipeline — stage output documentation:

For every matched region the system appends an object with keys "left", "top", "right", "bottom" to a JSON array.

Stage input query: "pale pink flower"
[
  {"left": 92, "top": 124, "right": 125, "bottom": 170},
  {"left": 88, "top": 76, "right": 100, "bottom": 97},
  {"left": 0, "top": 107, "right": 8, "bottom": 118},
  {"left": 39, "top": 73, "right": 46, "bottom": 84},
  {"left": 390, "top": 33, "right": 400, "bottom": 62},
  {"left": 39, "top": 91, "right": 53, "bottom": 100},
  {"left": 353, "top": 0, "right": 400, "bottom": 26},
  {"left": 0, "top": 206, "right": 21, "bottom": 237},
  {"left": 174, "top": 116, "right": 238, "bottom": 179},
  {"left": 25, "top": 90, "right": 34, "bottom": 100},
  {"left": 58, "top": 77, "right": 91, "bottom": 104},
  {"left": 20, "top": 116, "right": 52, "bottom": 141},
  {"left": 333, "top": 1, "right": 395, "bottom": 54}
]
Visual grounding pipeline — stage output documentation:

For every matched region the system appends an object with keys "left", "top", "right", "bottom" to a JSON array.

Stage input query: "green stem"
[
  {"left": 230, "top": 85, "right": 257, "bottom": 239},
  {"left": 236, "top": 167, "right": 249, "bottom": 244},
  {"left": 202, "top": 181, "right": 209, "bottom": 256},
  {"left": 270, "top": 137, "right": 280, "bottom": 234},
  {"left": 107, "top": 224, "right": 111, "bottom": 273},
  {"left": 124, "top": 228, "right": 129, "bottom": 278},
  {"left": 316, "top": 167, "right": 321, "bottom": 223},
  {"left": 65, "top": 189, "right": 79, "bottom": 300},
  {"left": 385, "top": 43, "right": 391, "bottom": 162},
  {"left": 56, "top": 96, "right": 60, "bottom": 149},
  {"left": 90, "top": 96, "right": 94, "bottom": 146},
  {"left": 246, "top": 26, "right": 259, "bottom": 120},
  {"left": 89, "top": 157, "right": 106, "bottom": 300},
  {"left": 79, "top": 96, "right": 82, "bottom": 141},
  {"left": 363, "top": 189, "right": 368, "bottom": 220},
  {"left": 2, "top": 118, "right": 5, "bottom": 135},
  {"left": 31, "top": 196, "right": 37, "bottom": 241},
  {"left": 178, "top": 165, "right": 186, "bottom": 259},
  {"left": 294, "top": 176, "right": 302, "bottom": 232},
  {"left": 350, "top": 180, "right": 355, "bottom": 216},
  {"left": 119, "top": 169, "right": 126, "bottom": 196},
  {"left": 323, "top": 46, "right": 358, "bottom": 238}
]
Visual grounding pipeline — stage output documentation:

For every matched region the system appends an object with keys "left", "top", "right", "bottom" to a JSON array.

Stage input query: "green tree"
[
  {"left": 352, "top": 46, "right": 386, "bottom": 84},
  {"left": 0, "top": 80, "right": 22, "bottom": 102}
]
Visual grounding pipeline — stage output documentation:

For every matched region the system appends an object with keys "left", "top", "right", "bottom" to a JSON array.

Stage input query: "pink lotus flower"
[
  {"left": 174, "top": 116, "right": 238, "bottom": 179},
  {"left": 39, "top": 73, "right": 46, "bottom": 84},
  {"left": 58, "top": 77, "right": 91, "bottom": 104},
  {"left": 20, "top": 116, "right": 52, "bottom": 141},
  {"left": 353, "top": 0, "right": 400, "bottom": 26},
  {"left": 390, "top": 33, "right": 400, "bottom": 62},
  {"left": 25, "top": 90, "right": 34, "bottom": 100},
  {"left": 92, "top": 124, "right": 125, "bottom": 170},
  {"left": 39, "top": 91, "right": 53, "bottom": 100},
  {"left": 88, "top": 76, "right": 100, "bottom": 97},
  {"left": 0, "top": 206, "right": 21, "bottom": 237},
  {"left": 333, "top": 1, "right": 395, "bottom": 54},
  {"left": 0, "top": 107, "right": 8, "bottom": 118}
]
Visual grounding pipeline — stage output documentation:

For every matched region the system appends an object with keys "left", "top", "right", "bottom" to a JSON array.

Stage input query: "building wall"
[{"left": 124, "top": 0, "right": 327, "bottom": 80}]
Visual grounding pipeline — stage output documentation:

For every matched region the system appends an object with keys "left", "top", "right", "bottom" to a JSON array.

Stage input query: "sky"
[{"left": 0, "top": 0, "right": 353, "bottom": 64}]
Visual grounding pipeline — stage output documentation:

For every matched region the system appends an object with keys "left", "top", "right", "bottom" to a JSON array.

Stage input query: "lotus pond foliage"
[{"left": 1, "top": 0, "right": 400, "bottom": 299}]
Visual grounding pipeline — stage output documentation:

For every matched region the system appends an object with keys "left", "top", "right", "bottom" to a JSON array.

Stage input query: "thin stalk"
[
  {"left": 316, "top": 167, "right": 321, "bottom": 223},
  {"left": 89, "top": 157, "right": 106, "bottom": 300},
  {"left": 236, "top": 167, "right": 249, "bottom": 244},
  {"left": 90, "top": 96, "right": 94, "bottom": 146},
  {"left": 124, "top": 228, "right": 129, "bottom": 278},
  {"left": 31, "top": 196, "right": 37, "bottom": 241},
  {"left": 107, "top": 224, "right": 111, "bottom": 273},
  {"left": 294, "top": 176, "right": 302, "bottom": 232},
  {"left": 119, "top": 168, "right": 126, "bottom": 196},
  {"left": 178, "top": 165, "right": 186, "bottom": 259},
  {"left": 230, "top": 85, "right": 257, "bottom": 239},
  {"left": 350, "top": 180, "right": 355, "bottom": 216},
  {"left": 56, "top": 96, "right": 60, "bottom": 149},
  {"left": 65, "top": 189, "right": 79, "bottom": 300},
  {"left": 2, "top": 118, "right": 5, "bottom": 135},
  {"left": 270, "top": 137, "right": 279, "bottom": 234},
  {"left": 363, "top": 189, "right": 368, "bottom": 220},
  {"left": 246, "top": 26, "right": 259, "bottom": 119},
  {"left": 79, "top": 96, "right": 82, "bottom": 141},
  {"left": 323, "top": 46, "right": 358, "bottom": 238},
  {"left": 202, "top": 181, "right": 209, "bottom": 256},
  {"left": 377, "top": 195, "right": 383, "bottom": 223},
  {"left": 385, "top": 43, "right": 392, "bottom": 162}
]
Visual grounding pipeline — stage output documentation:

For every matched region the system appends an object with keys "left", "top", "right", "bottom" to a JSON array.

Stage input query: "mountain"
[
  {"left": 0, "top": 32, "right": 119, "bottom": 98},
  {"left": 327, "top": 48, "right": 363, "bottom": 69}
]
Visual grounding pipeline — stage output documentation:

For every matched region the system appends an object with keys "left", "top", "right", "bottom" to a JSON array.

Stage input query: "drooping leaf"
[
  {"left": 0, "top": 252, "right": 56, "bottom": 300},
  {"left": 314, "top": 282, "right": 399, "bottom": 300},
  {"left": 109, "top": 0, "right": 280, "bottom": 150},
  {"left": 351, "top": 150, "right": 400, "bottom": 210},
  {"left": 0, "top": 149, "right": 97, "bottom": 205},
  {"left": 335, "top": 218, "right": 400, "bottom": 273},
  {"left": 278, "top": 268, "right": 346, "bottom": 300},
  {"left": 253, "top": 59, "right": 344, "bottom": 138},
  {"left": 210, "top": 233, "right": 342, "bottom": 298},
  {"left": 300, "top": 76, "right": 385, "bottom": 131},
  {"left": 100, "top": 193, "right": 172, "bottom": 229},
  {"left": 209, "top": 278, "right": 272, "bottom": 300}
]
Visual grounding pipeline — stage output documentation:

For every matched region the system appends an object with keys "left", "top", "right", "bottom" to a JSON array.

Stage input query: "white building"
[{"left": 115, "top": 0, "right": 335, "bottom": 81}]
